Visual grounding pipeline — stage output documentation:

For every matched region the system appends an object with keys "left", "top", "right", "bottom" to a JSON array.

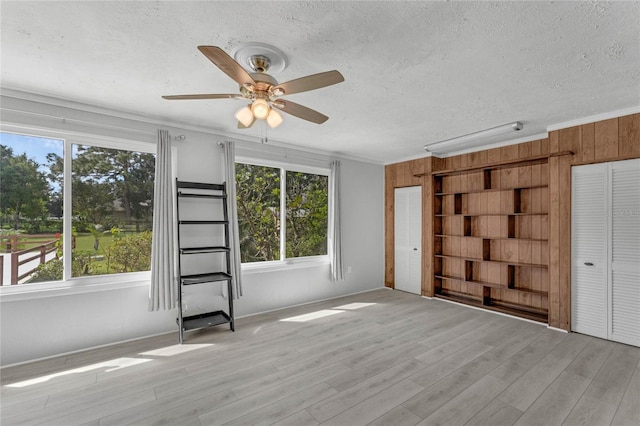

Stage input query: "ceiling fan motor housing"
[
  {"left": 241, "top": 73, "right": 280, "bottom": 102},
  {"left": 249, "top": 55, "right": 271, "bottom": 73}
]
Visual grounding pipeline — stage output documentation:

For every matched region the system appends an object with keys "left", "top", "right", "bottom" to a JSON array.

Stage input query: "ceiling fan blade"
[
  {"left": 272, "top": 70, "right": 344, "bottom": 96},
  {"left": 197, "top": 46, "right": 256, "bottom": 87},
  {"left": 273, "top": 100, "right": 329, "bottom": 124},
  {"left": 162, "top": 94, "right": 242, "bottom": 100}
]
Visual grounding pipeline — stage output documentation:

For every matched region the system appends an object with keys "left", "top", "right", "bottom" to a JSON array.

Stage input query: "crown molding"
[
  {"left": 1, "top": 88, "right": 381, "bottom": 165},
  {"left": 547, "top": 105, "right": 640, "bottom": 132}
]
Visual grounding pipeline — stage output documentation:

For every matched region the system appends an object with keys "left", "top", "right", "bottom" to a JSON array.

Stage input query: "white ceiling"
[{"left": 1, "top": 1, "right": 639, "bottom": 164}]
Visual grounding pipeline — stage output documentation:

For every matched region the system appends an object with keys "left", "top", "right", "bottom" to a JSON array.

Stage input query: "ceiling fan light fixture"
[
  {"left": 235, "top": 105, "right": 254, "bottom": 127},
  {"left": 251, "top": 98, "right": 271, "bottom": 120},
  {"left": 266, "top": 108, "right": 283, "bottom": 128}
]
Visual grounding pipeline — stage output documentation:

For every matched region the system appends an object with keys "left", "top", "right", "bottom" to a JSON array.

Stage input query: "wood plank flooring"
[{"left": 1, "top": 289, "right": 639, "bottom": 426}]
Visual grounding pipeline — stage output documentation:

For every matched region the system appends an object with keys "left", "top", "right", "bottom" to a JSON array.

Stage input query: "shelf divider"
[
  {"left": 463, "top": 216, "right": 472, "bottom": 236},
  {"left": 454, "top": 193, "right": 463, "bottom": 215}
]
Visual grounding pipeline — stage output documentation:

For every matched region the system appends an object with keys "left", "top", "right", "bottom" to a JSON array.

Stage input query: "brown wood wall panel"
[
  {"left": 385, "top": 158, "right": 428, "bottom": 290},
  {"left": 385, "top": 113, "right": 639, "bottom": 328},
  {"left": 422, "top": 159, "right": 434, "bottom": 296},
  {"left": 618, "top": 114, "right": 640, "bottom": 158},
  {"left": 548, "top": 132, "right": 561, "bottom": 328},
  {"left": 594, "top": 118, "right": 619, "bottom": 160},
  {"left": 580, "top": 123, "right": 595, "bottom": 163},
  {"left": 547, "top": 112, "right": 640, "bottom": 330},
  {"left": 384, "top": 165, "right": 394, "bottom": 287}
]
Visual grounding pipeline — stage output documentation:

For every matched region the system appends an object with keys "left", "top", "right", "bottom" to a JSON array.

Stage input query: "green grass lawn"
[
  {"left": 74, "top": 232, "right": 147, "bottom": 274},
  {"left": 74, "top": 233, "right": 109, "bottom": 252}
]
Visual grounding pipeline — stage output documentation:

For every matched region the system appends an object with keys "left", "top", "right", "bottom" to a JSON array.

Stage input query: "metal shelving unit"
[{"left": 176, "top": 180, "right": 234, "bottom": 343}]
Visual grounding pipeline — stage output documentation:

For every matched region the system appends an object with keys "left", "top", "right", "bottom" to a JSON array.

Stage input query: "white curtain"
[
  {"left": 149, "top": 129, "right": 177, "bottom": 311},
  {"left": 222, "top": 141, "right": 243, "bottom": 298},
  {"left": 329, "top": 160, "right": 344, "bottom": 282}
]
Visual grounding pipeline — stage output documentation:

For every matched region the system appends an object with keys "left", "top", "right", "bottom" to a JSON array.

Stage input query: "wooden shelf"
[
  {"left": 435, "top": 213, "right": 547, "bottom": 217},
  {"left": 416, "top": 151, "right": 574, "bottom": 177},
  {"left": 488, "top": 301, "right": 548, "bottom": 323},
  {"left": 435, "top": 291, "right": 548, "bottom": 323},
  {"left": 435, "top": 291, "right": 482, "bottom": 307},
  {"left": 435, "top": 234, "right": 548, "bottom": 242},
  {"left": 434, "top": 254, "right": 548, "bottom": 269},
  {"left": 435, "top": 184, "right": 548, "bottom": 196},
  {"left": 435, "top": 275, "right": 548, "bottom": 296}
]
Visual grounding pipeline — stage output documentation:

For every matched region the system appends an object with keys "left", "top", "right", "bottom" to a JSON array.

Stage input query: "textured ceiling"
[{"left": 1, "top": 1, "right": 639, "bottom": 163}]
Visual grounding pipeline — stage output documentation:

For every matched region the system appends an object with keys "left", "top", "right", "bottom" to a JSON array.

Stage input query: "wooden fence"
[{"left": 0, "top": 234, "right": 64, "bottom": 285}]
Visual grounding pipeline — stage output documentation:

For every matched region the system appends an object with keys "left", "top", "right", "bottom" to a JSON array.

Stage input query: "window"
[
  {"left": 235, "top": 161, "right": 328, "bottom": 264},
  {"left": 0, "top": 131, "right": 155, "bottom": 286}
]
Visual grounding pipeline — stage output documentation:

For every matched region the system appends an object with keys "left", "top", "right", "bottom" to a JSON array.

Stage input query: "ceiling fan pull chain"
[{"left": 261, "top": 121, "right": 268, "bottom": 144}]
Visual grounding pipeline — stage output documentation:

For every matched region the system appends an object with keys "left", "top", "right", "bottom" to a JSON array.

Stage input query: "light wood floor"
[{"left": 1, "top": 289, "right": 639, "bottom": 426}]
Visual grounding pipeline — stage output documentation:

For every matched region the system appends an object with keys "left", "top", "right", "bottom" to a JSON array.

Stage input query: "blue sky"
[
  {"left": 1, "top": 132, "right": 65, "bottom": 194},
  {"left": 0, "top": 132, "right": 64, "bottom": 172}
]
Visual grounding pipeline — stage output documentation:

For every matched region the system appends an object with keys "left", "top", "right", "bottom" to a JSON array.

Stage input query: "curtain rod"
[{"left": 216, "top": 140, "right": 334, "bottom": 164}]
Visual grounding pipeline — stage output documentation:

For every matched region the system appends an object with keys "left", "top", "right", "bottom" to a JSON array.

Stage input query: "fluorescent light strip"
[{"left": 424, "top": 121, "right": 523, "bottom": 154}]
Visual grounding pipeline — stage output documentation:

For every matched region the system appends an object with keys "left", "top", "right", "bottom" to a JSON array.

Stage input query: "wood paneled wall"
[
  {"left": 384, "top": 158, "right": 426, "bottom": 289},
  {"left": 547, "top": 113, "right": 640, "bottom": 330},
  {"left": 385, "top": 113, "right": 640, "bottom": 330}
]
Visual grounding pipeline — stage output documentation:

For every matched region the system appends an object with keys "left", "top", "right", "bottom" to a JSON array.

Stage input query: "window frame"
[
  {"left": 235, "top": 156, "right": 331, "bottom": 272},
  {"left": 0, "top": 125, "right": 161, "bottom": 298}
]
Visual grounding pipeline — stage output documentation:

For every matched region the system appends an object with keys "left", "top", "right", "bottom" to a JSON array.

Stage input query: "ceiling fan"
[{"left": 162, "top": 45, "right": 344, "bottom": 129}]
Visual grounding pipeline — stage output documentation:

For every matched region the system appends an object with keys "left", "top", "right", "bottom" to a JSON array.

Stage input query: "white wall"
[{"left": 0, "top": 92, "right": 384, "bottom": 366}]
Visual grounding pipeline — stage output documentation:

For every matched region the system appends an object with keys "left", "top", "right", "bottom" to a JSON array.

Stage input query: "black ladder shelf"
[{"left": 176, "top": 180, "right": 235, "bottom": 343}]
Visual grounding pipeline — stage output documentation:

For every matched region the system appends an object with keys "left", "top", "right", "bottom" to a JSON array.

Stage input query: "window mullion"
[
  {"left": 280, "top": 168, "right": 286, "bottom": 261},
  {"left": 63, "top": 139, "right": 72, "bottom": 280}
]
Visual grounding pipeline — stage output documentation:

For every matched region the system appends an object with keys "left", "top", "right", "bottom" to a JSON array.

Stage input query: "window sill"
[
  {"left": 241, "top": 256, "right": 330, "bottom": 275},
  {"left": 0, "top": 273, "right": 150, "bottom": 302}
]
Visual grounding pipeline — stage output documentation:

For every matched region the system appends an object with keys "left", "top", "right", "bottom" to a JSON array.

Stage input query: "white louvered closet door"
[
  {"left": 610, "top": 160, "right": 640, "bottom": 346},
  {"left": 572, "top": 163, "right": 608, "bottom": 339},
  {"left": 572, "top": 159, "right": 640, "bottom": 347}
]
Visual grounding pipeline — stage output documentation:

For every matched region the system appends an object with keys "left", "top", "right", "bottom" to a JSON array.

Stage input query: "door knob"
[
  {"left": 584, "top": 262, "right": 594, "bottom": 266},
  {"left": 413, "top": 248, "right": 418, "bottom": 251}
]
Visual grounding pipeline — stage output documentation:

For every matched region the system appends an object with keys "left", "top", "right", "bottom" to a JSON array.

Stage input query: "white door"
[
  {"left": 609, "top": 160, "right": 640, "bottom": 346},
  {"left": 394, "top": 186, "right": 422, "bottom": 295},
  {"left": 572, "top": 159, "right": 640, "bottom": 347},
  {"left": 572, "top": 163, "right": 608, "bottom": 339}
]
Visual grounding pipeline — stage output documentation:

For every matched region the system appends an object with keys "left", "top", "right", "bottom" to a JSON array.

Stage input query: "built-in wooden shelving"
[{"left": 432, "top": 157, "right": 550, "bottom": 322}]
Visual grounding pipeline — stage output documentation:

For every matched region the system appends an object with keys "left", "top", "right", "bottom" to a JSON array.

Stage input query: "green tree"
[
  {"left": 106, "top": 230, "right": 152, "bottom": 273},
  {"left": 45, "top": 152, "right": 63, "bottom": 219},
  {"left": 0, "top": 145, "right": 50, "bottom": 230},
  {"left": 235, "top": 164, "right": 329, "bottom": 262},
  {"left": 235, "top": 163, "right": 281, "bottom": 262},
  {"left": 71, "top": 179, "right": 113, "bottom": 229},
  {"left": 286, "top": 171, "right": 328, "bottom": 258},
  {"left": 72, "top": 145, "right": 155, "bottom": 227}
]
